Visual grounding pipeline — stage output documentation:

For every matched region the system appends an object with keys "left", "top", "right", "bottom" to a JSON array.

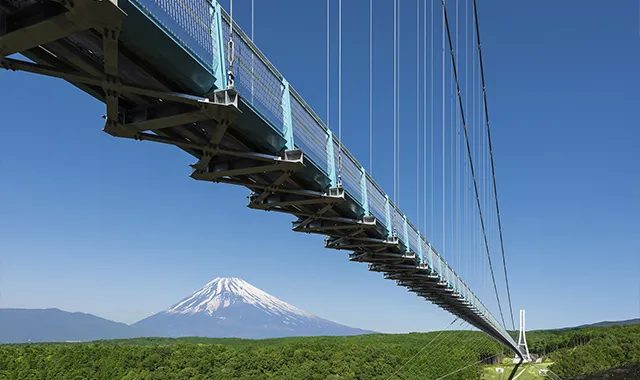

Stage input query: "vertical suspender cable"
[
  {"left": 369, "top": 0, "right": 373, "bottom": 173},
  {"left": 473, "top": 0, "right": 516, "bottom": 332},
  {"left": 469, "top": 0, "right": 479, "bottom": 292},
  {"left": 338, "top": 0, "right": 342, "bottom": 187},
  {"left": 423, "top": 0, "right": 427, "bottom": 234},
  {"left": 441, "top": 0, "right": 446, "bottom": 258},
  {"left": 397, "top": 0, "right": 401, "bottom": 207},
  {"left": 416, "top": 0, "right": 420, "bottom": 230},
  {"left": 474, "top": 7, "right": 484, "bottom": 297},
  {"left": 430, "top": 0, "right": 434, "bottom": 243},
  {"left": 229, "top": 0, "right": 233, "bottom": 51},
  {"left": 326, "top": 0, "right": 330, "bottom": 128},
  {"left": 464, "top": 0, "right": 468, "bottom": 284},
  {"left": 441, "top": 0, "right": 507, "bottom": 330},
  {"left": 393, "top": 0, "right": 397, "bottom": 208},
  {"left": 227, "top": 0, "right": 235, "bottom": 87},
  {"left": 250, "top": 0, "right": 254, "bottom": 101}
]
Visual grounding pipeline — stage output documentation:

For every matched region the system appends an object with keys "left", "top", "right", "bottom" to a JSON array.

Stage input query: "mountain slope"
[
  {"left": 0, "top": 308, "right": 145, "bottom": 344},
  {"left": 133, "top": 277, "right": 374, "bottom": 339},
  {"left": 572, "top": 318, "right": 640, "bottom": 329}
]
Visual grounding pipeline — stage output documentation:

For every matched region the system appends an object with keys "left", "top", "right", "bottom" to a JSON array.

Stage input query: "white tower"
[{"left": 516, "top": 309, "right": 532, "bottom": 362}]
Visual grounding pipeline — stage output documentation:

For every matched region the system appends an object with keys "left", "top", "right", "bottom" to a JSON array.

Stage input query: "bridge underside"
[{"left": 0, "top": 0, "right": 520, "bottom": 355}]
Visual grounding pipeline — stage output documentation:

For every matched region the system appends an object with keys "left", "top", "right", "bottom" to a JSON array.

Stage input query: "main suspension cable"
[
  {"left": 434, "top": 353, "right": 503, "bottom": 380},
  {"left": 441, "top": 0, "right": 507, "bottom": 330},
  {"left": 473, "top": 0, "right": 516, "bottom": 332},
  {"left": 441, "top": 0, "right": 445, "bottom": 260}
]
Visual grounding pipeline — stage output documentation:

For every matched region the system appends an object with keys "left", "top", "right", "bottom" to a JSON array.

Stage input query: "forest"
[
  {"left": 529, "top": 324, "right": 640, "bottom": 378},
  {"left": 0, "top": 324, "right": 638, "bottom": 379}
]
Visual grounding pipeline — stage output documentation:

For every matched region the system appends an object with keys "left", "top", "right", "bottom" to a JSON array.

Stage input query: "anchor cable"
[
  {"left": 441, "top": 0, "right": 507, "bottom": 330},
  {"left": 473, "top": 0, "right": 516, "bottom": 332}
]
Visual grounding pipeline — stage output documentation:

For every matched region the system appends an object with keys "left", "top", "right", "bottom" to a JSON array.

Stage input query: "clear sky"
[{"left": 0, "top": 0, "right": 638, "bottom": 334}]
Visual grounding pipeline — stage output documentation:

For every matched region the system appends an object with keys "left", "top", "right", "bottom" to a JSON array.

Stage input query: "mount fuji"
[{"left": 133, "top": 277, "right": 374, "bottom": 339}]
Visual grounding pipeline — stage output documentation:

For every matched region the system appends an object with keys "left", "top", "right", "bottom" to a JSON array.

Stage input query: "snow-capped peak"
[{"left": 165, "top": 277, "right": 312, "bottom": 318}]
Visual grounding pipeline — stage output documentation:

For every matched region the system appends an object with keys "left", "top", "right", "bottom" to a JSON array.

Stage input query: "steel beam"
[
  {"left": 0, "top": 58, "right": 230, "bottom": 111},
  {"left": 292, "top": 204, "right": 335, "bottom": 231},
  {"left": 0, "top": 0, "right": 521, "bottom": 356},
  {"left": 250, "top": 193, "right": 341, "bottom": 210},
  {"left": 0, "top": 0, "right": 123, "bottom": 57},
  {"left": 292, "top": 217, "right": 376, "bottom": 233},
  {"left": 250, "top": 171, "right": 295, "bottom": 205},
  {"left": 193, "top": 159, "right": 302, "bottom": 181}
]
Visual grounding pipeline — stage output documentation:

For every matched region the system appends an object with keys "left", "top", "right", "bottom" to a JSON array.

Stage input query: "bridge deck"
[{"left": 0, "top": 0, "right": 520, "bottom": 354}]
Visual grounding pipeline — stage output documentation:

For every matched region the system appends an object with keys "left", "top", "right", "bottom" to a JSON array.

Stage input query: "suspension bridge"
[{"left": 0, "top": 0, "right": 524, "bottom": 362}]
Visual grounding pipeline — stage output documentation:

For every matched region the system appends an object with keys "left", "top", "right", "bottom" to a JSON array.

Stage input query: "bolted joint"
[
  {"left": 102, "top": 75, "right": 121, "bottom": 97},
  {"left": 202, "top": 143, "right": 220, "bottom": 157},
  {"left": 104, "top": 89, "right": 119, "bottom": 98},
  {"left": 0, "top": 58, "right": 16, "bottom": 71},
  {"left": 102, "top": 28, "right": 120, "bottom": 41},
  {"left": 361, "top": 215, "right": 376, "bottom": 225},
  {"left": 384, "top": 235, "right": 399, "bottom": 246},
  {"left": 211, "top": 88, "right": 239, "bottom": 109},
  {"left": 264, "top": 185, "right": 278, "bottom": 194},
  {"left": 326, "top": 186, "right": 344, "bottom": 199},
  {"left": 103, "top": 119, "right": 139, "bottom": 139},
  {"left": 204, "top": 142, "right": 219, "bottom": 151},
  {"left": 104, "top": 74, "right": 119, "bottom": 85}
]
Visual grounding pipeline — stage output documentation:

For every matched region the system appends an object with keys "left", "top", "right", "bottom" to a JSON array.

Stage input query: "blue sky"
[{"left": 0, "top": 0, "right": 638, "bottom": 334}]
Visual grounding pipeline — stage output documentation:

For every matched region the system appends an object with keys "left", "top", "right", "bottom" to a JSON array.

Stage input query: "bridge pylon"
[{"left": 515, "top": 309, "right": 532, "bottom": 362}]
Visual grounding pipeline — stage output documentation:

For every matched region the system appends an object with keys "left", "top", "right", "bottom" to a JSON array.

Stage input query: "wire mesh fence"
[
  {"left": 290, "top": 93, "right": 330, "bottom": 174},
  {"left": 220, "top": 14, "right": 285, "bottom": 135},
  {"left": 132, "top": 0, "right": 216, "bottom": 72},
  {"left": 368, "top": 177, "right": 388, "bottom": 227}
]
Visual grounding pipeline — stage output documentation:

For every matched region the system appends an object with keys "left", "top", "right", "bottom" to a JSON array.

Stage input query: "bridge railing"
[
  {"left": 130, "top": 0, "right": 514, "bottom": 346},
  {"left": 128, "top": 0, "right": 224, "bottom": 81}
]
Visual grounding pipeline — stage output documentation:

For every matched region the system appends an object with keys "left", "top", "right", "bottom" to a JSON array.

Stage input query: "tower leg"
[{"left": 515, "top": 309, "right": 531, "bottom": 362}]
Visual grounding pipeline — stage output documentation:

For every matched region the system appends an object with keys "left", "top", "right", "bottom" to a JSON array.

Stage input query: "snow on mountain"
[
  {"left": 166, "top": 277, "right": 311, "bottom": 318},
  {"left": 133, "top": 277, "right": 374, "bottom": 339}
]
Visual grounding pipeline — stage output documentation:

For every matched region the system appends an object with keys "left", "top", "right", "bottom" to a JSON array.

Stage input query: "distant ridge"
[
  {"left": 572, "top": 318, "right": 639, "bottom": 329},
  {"left": 0, "top": 308, "right": 146, "bottom": 344},
  {"left": 0, "top": 278, "right": 374, "bottom": 343}
]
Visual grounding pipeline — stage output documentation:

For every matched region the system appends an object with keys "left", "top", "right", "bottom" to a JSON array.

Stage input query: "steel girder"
[{"left": 0, "top": 0, "right": 521, "bottom": 356}]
